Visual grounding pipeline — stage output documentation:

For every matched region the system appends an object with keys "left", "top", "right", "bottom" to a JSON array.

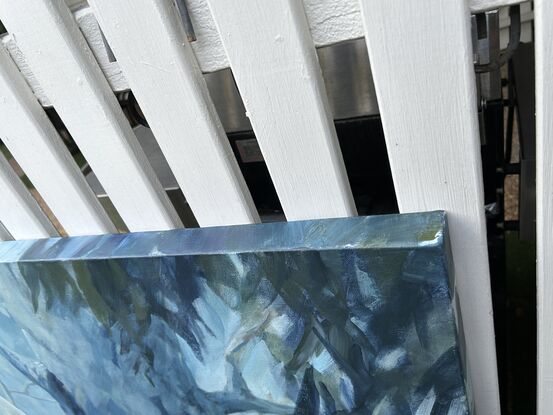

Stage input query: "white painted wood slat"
[
  {"left": 358, "top": 0, "right": 500, "bottom": 414},
  {"left": 0, "top": 0, "right": 182, "bottom": 233},
  {"left": 206, "top": 0, "right": 356, "bottom": 221},
  {"left": 0, "top": 155, "right": 57, "bottom": 240},
  {"left": 0, "top": 44, "right": 116, "bottom": 237},
  {"left": 535, "top": 1, "right": 552, "bottom": 413},
  {"left": 88, "top": 0, "right": 259, "bottom": 227}
]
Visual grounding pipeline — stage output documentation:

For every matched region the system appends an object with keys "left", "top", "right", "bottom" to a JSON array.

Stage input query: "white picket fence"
[{"left": 0, "top": 0, "right": 546, "bottom": 413}]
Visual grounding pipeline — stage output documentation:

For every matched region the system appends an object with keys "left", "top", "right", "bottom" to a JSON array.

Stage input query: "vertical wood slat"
[
  {"left": 0, "top": 0, "right": 183, "bottom": 233},
  {"left": 0, "top": 155, "right": 57, "bottom": 240},
  {"left": 206, "top": 0, "right": 357, "bottom": 222},
  {"left": 535, "top": 1, "right": 552, "bottom": 413},
  {"left": 0, "top": 45, "right": 116, "bottom": 236},
  {"left": 358, "top": 1, "right": 500, "bottom": 414},
  {"left": 88, "top": 0, "right": 259, "bottom": 228}
]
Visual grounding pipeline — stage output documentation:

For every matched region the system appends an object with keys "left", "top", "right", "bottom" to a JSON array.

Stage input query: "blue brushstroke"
[{"left": 0, "top": 212, "right": 471, "bottom": 414}]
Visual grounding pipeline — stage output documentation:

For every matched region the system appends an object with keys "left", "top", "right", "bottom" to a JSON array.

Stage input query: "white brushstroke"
[{"left": 416, "top": 387, "right": 436, "bottom": 415}]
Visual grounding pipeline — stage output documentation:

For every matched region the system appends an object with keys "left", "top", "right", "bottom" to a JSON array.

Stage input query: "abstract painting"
[{"left": 0, "top": 211, "right": 471, "bottom": 414}]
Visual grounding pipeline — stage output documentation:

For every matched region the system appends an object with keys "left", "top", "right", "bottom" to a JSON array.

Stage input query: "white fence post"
[{"left": 358, "top": 0, "right": 500, "bottom": 413}]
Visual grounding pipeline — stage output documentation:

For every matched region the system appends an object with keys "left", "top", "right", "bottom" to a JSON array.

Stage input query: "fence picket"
[
  {"left": 89, "top": 0, "right": 259, "bottom": 227},
  {"left": 0, "top": 0, "right": 183, "bottom": 232},
  {"left": 0, "top": 45, "right": 115, "bottom": 236},
  {"left": 206, "top": 0, "right": 356, "bottom": 221},
  {"left": 358, "top": 0, "right": 500, "bottom": 413}
]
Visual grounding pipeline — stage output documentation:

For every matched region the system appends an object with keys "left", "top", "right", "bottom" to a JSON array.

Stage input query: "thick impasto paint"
[{"left": 0, "top": 212, "right": 470, "bottom": 414}]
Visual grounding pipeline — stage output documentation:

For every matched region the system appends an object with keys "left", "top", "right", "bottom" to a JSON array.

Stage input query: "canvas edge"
[
  {"left": 0, "top": 211, "right": 447, "bottom": 263},
  {"left": 442, "top": 217, "right": 475, "bottom": 414}
]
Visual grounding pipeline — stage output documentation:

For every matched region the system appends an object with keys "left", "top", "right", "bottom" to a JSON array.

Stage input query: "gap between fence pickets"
[
  {"left": 535, "top": 1, "right": 553, "bottom": 414},
  {"left": 0, "top": 0, "right": 530, "bottom": 107},
  {"left": 0, "top": 221, "right": 13, "bottom": 241},
  {"left": 0, "top": 154, "right": 58, "bottom": 241}
]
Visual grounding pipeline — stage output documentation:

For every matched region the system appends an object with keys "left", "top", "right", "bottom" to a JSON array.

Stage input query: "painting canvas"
[{"left": 0, "top": 211, "right": 471, "bottom": 414}]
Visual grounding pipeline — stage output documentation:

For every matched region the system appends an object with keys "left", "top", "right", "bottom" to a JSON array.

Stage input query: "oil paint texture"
[{"left": 0, "top": 212, "right": 470, "bottom": 414}]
